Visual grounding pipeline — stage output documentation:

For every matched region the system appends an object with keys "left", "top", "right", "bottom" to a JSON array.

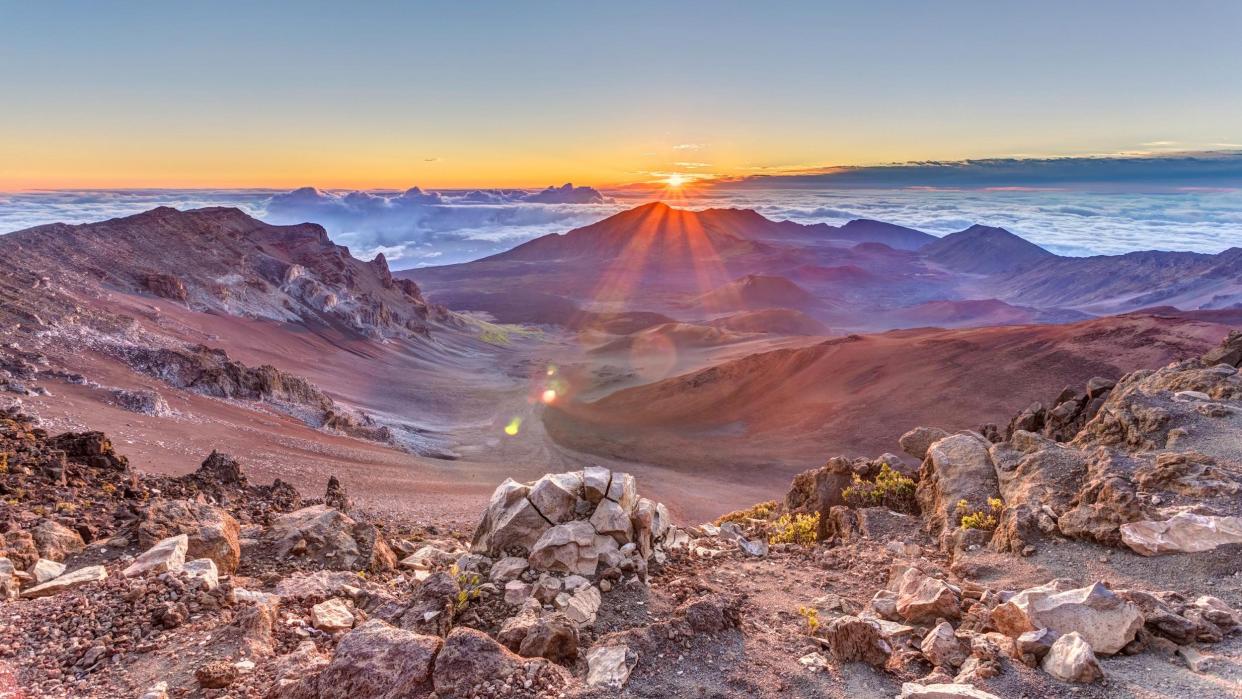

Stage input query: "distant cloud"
[
  {"left": 672, "top": 143, "right": 706, "bottom": 151},
  {"left": 424, "top": 157, "right": 441, "bottom": 162},
  {"left": 719, "top": 151, "right": 1242, "bottom": 191},
  {"left": 674, "top": 162, "right": 711, "bottom": 169}
]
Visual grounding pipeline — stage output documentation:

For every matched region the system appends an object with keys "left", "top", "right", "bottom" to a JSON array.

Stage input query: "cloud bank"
[
  {"left": 726, "top": 152, "right": 1242, "bottom": 190},
  {"left": 2, "top": 161, "right": 1239, "bottom": 266}
]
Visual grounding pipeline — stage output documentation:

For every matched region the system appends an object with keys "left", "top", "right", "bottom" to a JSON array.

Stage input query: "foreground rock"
[
  {"left": 992, "top": 581, "right": 1142, "bottom": 655},
  {"left": 265, "top": 504, "right": 396, "bottom": 572},
  {"left": 278, "top": 620, "right": 441, "bottom": 698}
]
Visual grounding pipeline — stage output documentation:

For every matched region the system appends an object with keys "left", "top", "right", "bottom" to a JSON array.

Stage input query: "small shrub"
[
  {"left": 716, "top": 500, "right": 777, "bottom": 526},
  {"left": 797, "top": 606, "right": 820, "bottom": 635},
  {"left": 452, "top": 564, "right": 483, "bottom": 612},
  {"left": 0, "top": 452, "right": 8, "bottom": 474},
  {"left": 958, "top": 497, "right": 1004, "bottom": 531},
  {"left": 768, "top": 512, "right": 819, "bottom": 545},
  {"left": 101, "top": 482, "right": 117, "bottom": 496},
  {"left": 841, "top": 463, "right": 918, "bottom": 513},
  {"left": 55, "top": 501, "right": 76, "bottom": 513}
]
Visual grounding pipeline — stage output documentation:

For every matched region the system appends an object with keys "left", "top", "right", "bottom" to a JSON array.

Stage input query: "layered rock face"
[{"left": 0, "top": 206, "right": 452, "bottom": 339}]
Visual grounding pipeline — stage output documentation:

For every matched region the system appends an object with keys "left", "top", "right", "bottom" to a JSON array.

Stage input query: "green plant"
[
  {"left": 841, "top": 463, "right": 918, "bottom": 513},
  {"left": 768, "top": 512, "right": 819, "bottom": 545},
  {"left": 716, "top": 500, "right": 777, "bottom": 526},
  {"left": 958, "top": 497, "right": 1004, "bottom": 531},
  {"left": 451, "top": 564, "right": 483, "bottom": 612},
  {"left": 797, "top": 606, "right": 820, "bottom": 635}
]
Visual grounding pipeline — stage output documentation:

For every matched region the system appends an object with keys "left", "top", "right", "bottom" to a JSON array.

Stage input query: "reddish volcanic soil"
[{"left": 544, "top": 310, "right": 1242, "bottom": 515}]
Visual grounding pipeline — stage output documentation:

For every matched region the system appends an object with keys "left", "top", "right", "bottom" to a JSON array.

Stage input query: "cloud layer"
[{"left": 2, "top": 176, "right": 1239, "bottom": 265}]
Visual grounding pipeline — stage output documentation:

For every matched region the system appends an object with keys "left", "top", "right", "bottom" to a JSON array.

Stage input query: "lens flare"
[
  {"left": 504, "top": 417, "right": 522, "bottom": 436},
  {"left": 541, "top": 389, "right": 557, "bottom": 404}
]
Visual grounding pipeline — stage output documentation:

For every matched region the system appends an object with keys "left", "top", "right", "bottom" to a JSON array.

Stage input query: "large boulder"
[
  {"left": 138, "top": 499, "right": 242, "bottom": 573},
  {"left": 1120, "top": 512, "right": 1242, "bottom": 556},
  {"left": 470, "top": 479, "right": 553, "bottom": 556},
  {"left": 277, "top": 620, "right": 441, "bottom": 699},
  {"left": 471, "top": 468, "right": 672, "bottom": 575},
  {"left": 265, "top": 504, "right": 395, "bottom": 572},
  {"left": 30, "top": 519, "right": 85, "bottom": 562},
  {"left": 917, "top": 433, "right": 1000, "bottom": 543},
  {"left": 992, "top": 582, "right": 1142, "bottom": 655},
  {"left": 900, "top": 426, "right": 950, "bottom": 461},
  {"left": 432, "top": 627, "right": 568, "bottom": 698}
]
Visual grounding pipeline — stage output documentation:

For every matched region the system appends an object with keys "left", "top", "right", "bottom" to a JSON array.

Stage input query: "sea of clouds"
[{"left": 2, "top": 182, "right": 1240, "bottom": 266}]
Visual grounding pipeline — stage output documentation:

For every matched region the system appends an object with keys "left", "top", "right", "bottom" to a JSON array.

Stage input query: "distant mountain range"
[{"left": 403, "top": 201, "right": 1242, "bottom": 330}]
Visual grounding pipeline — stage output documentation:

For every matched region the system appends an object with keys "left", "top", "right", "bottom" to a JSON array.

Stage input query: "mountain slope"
[
  {"left": 693, "top": 274, "right": 817, "bottom": 312},
  {"left": 0, "top": 206, "right": 449, "bottom": 339},
  {"left": 544, "top": 310, "right": 1242, "bottom": 477},
  {"left": 922, "top": 224, "right": 1055, "bottom": 273}
]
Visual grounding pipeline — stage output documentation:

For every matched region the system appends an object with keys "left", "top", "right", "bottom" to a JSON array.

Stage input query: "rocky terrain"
[{"left": 1, "top": 328, "right": 1240, "bottom": 698}]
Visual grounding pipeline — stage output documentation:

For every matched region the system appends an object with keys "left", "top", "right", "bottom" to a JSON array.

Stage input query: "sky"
[{"left": 3, "top": 1, "right": 1242, "bottom": 189}]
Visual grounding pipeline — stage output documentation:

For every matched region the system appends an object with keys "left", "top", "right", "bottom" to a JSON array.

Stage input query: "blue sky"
[{"left": 2, "top": 1, "right": 1240, "bottom": 188}]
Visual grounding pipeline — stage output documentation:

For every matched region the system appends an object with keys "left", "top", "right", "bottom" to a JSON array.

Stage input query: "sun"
[{"left": 664, "top": 173, "right": 687, "bottom": 188}]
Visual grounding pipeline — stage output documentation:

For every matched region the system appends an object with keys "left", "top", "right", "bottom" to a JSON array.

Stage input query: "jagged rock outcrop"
[
  {"left": 265, "top": 504, "right": 396, "bottom": 572},
  {"left": 137, "top": 499, "right": 242, "bottom": 573},
  {"left": 916, "top": 433, "right": 999, "bottom": 545},
  {"left": 992, "top": 581, "right": 1142, "bottom": 655},
  {"left": 471, "top": 468, "right": 672, "bottom": 577}
]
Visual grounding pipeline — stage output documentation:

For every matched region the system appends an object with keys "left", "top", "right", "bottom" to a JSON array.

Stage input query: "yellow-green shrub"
[
  {"left": 768, "top": 512, "right": 819, "bottom": 545},
  {"left": 716, "top": 500, "right": 777, "bottom": 526},
  {"left": 957, "top": 497, "right": 1003, "bottom": 530},
  {"left": 841, "top": 463, "right": 917, "bottom": 513}
]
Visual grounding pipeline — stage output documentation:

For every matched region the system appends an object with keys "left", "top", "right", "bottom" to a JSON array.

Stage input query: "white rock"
[
  {"left": 123, "top": 534, "right": 188, "bottom": 577},
  {"left": 21, "top": 564, "right": 107, "bottom": 598},
  {"left": 798, "top": 651, "right": 829, "bottom": 670},
  {"left": 31, "top": 558, "right": 66, "bottom": 584},
  {"left": 528, "top": 472, "right": 583, "bottom": 523},
  {"left": 604, "top": 472, "right": 638, "bottom": 511},
  {"left": 139, "top": 681, "right": 170, "bottom": 699},
  {"left": 560, "top": 584, "right": 602, "bottom": 625},
  {"left": 582, "top": 465, "right": 611, "bottom": 503},
  {"left": 182, "top": 558, "right": 219, "bottom": 591},
  {"left": 1120, "top": 512, "right": 1242, "bottom": 556},
  {"left": 992, "top": 582, "right": 1141, "bottom": 655},
  {"left": 1042, "top": 631, "right": 1103, "bottom": 683},
  {"left": 899, "top": 682, "right": 1001, "bottom": 699},
  {"left": 529, "top": 521, "right": 599, "bottom": 575},
  {"left": 311, "top": 598, "right": 355, "bottom": 632},
  {"left": 590, "top": 499, "right": 633, "bottom": 541},
  {"left": 586, "top": 644, "right": 636, "bottom": 689}
]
